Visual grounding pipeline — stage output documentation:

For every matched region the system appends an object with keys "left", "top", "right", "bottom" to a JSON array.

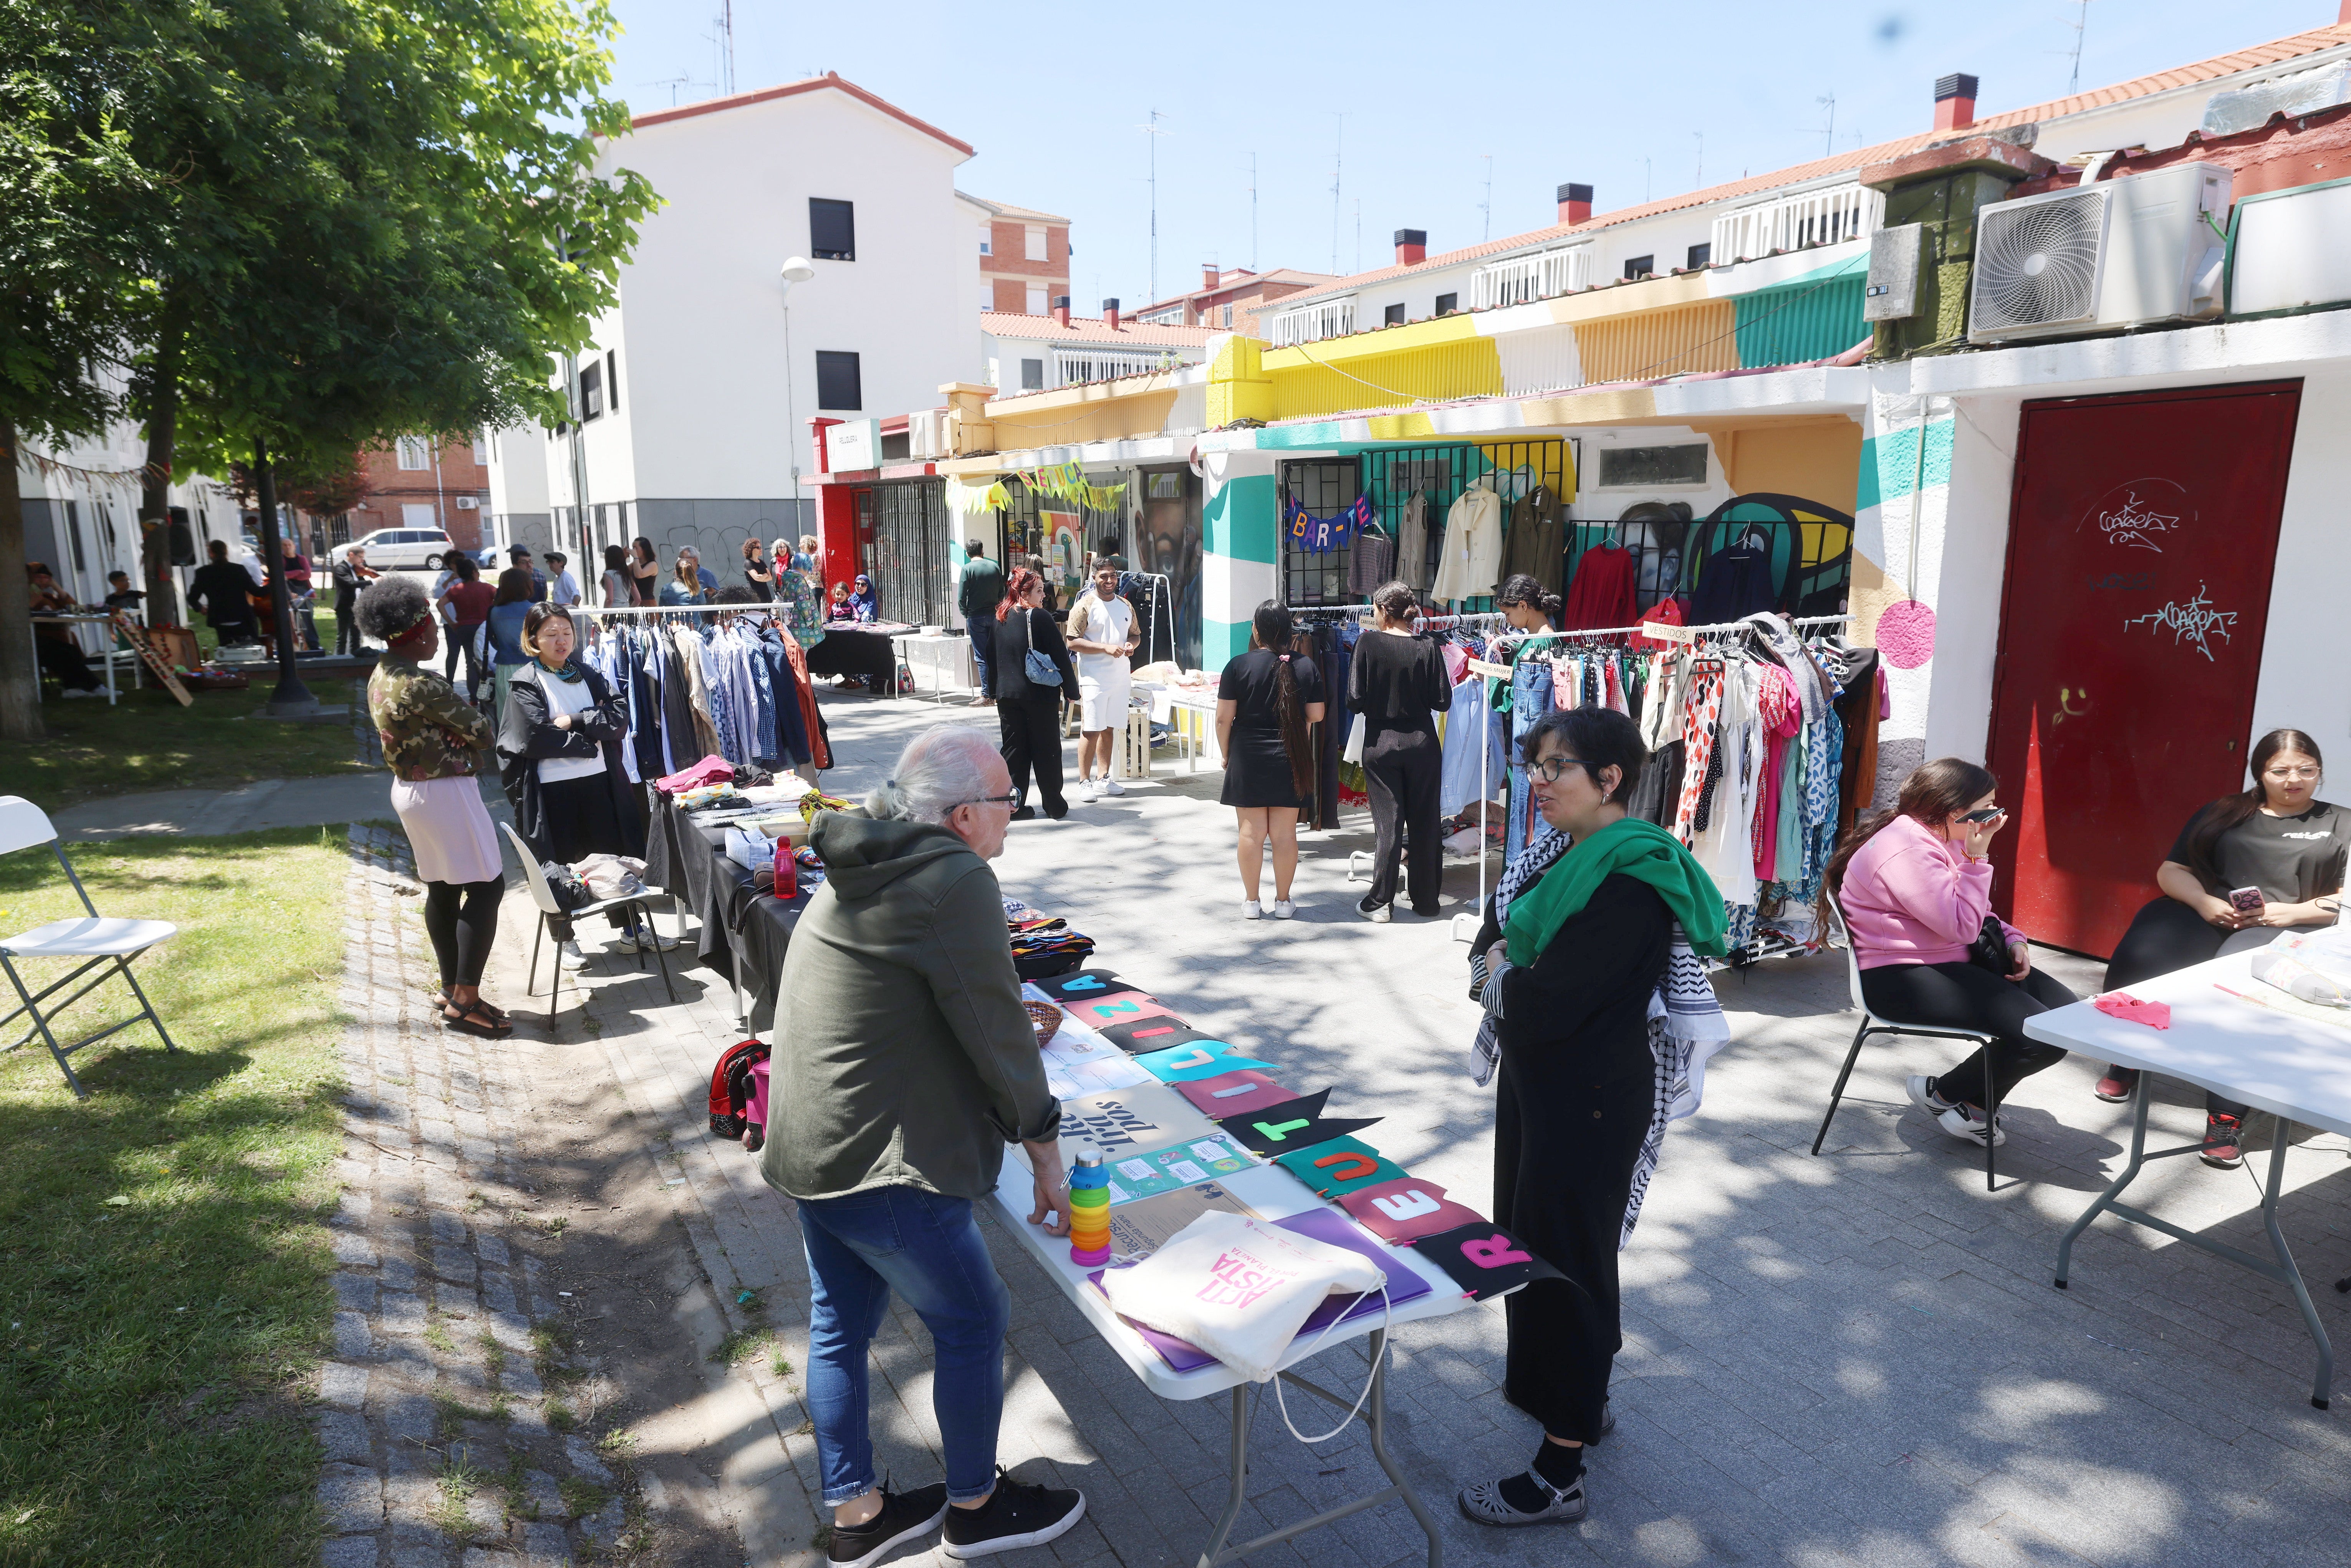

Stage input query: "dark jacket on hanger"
[{"left": 497, "top": 662, "right": 646, "bottom": 862}]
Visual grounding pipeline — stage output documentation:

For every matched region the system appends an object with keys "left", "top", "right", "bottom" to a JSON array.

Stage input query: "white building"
[
  {"left": 982, "top": 305, "right": 1215, "bottom": 394},
  {"left": 521, "top": 72, "right": 984, "bottom": 578}
]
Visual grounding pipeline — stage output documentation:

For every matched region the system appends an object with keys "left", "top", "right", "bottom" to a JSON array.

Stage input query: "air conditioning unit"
[
  {"left": 454, "top": 496, "right": 478, "bottom": 510},
  {"left": 907, "top": 408, "right": 949, "bottom": 461},
  {"left": 1968, "top": 162, "right": 2232, "bottom": 345}
]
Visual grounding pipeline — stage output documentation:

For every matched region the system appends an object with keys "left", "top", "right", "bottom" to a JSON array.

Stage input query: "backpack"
[
  {"left": 541, "top": 860, "right": 593, "bottom": 912},
  {"left": 707, "top": 1038, "right": 770, "bottom": 1142}
]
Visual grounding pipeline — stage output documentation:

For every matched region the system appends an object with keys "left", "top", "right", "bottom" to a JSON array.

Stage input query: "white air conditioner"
[
  {"left": 907, "top": 408, "right": 949, "bottom": 461},
  {"left": 1968, "top": 162, "right": 2232, "bottom": 344},
  {"left": 454, "top": 496, "right": 478, "bottom": 510}
]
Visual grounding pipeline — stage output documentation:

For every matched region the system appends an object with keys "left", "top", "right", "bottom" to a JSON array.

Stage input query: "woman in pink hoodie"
[{"left": 1827, "top": 758, "right": 2077, "bottom": 1149}]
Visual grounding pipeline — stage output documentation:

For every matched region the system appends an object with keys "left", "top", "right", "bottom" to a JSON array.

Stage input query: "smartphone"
[
  {"left": 1959, "top": 807, "right": 2003, "bottom": 824},
  {"left": 2228, "top": 886, "right": 2267, "bottom": 912}
]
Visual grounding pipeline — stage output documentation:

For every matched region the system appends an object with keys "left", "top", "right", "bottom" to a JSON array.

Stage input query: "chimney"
[
  {"left": 1935, "top": 73, "right": 1979, "bottom": 132},
  {"left": 1102, "top": 297, "right": 1121, "bottom": 329},
  {"left": 1202, "top": 263, "right": 1220, "bottom": 291},
  {"left": 1556, "top": 183, "right": 1593, "bottom": 226},
  {"left": 1393, "top": 228, "right": 1427, "bottom": 266},
  {"left": 1051, "top": 295, "right": 1071, "bottom": 328}
]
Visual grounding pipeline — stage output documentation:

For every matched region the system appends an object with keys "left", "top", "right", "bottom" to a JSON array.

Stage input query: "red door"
[{"left": 1985, "top": 381, "right": 2300, "bottom": 959}]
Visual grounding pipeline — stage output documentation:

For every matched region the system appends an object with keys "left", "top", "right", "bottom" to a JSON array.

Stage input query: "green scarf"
[{"left": 1503, "top": 816, "right": 1729, "bottom": 965}]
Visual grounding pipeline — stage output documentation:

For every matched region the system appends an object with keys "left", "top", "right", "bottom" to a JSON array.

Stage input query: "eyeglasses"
[
  {"left": 1529, "top": 755, "right": 1603, "bottom": 786},
  {"left": 2263, "top": 765, "right": 2321, "bottom": 780},
  {"left": 957, "top": 792, "right": 1022, "bottom": 812}
]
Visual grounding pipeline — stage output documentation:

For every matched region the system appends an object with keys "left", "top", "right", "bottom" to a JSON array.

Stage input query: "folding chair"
[
  {"left": 0, "top": 796, "right": 179, "bottom": 1098},
  {"left": 1813, "top": 890, "right": 2005, "bottom": 1191},
  {"left": 497, "top": 822, "right": 678, "bottom": 1030}
]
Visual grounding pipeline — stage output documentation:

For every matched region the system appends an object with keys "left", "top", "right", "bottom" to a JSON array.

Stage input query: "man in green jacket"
[
  {"left": 957, "top": 539, "right": 1005, "bottom": 708},
  {"left": 762, "top": 725, "right": 1085, "bottom": 1567}
]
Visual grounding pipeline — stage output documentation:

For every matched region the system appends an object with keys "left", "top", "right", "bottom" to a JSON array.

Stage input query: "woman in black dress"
[
  {"left": 1348, "top": 581, "right": 1451, "bottom": 922},
  {"left": 1457, "top": 706, "right": 1724, "bottom": 1529},
  {"left": 1216, "top": 601, "right": 1326, "bottom": 919},
  {"left": 992, "top": 566, "right": 1078, "bottom": 820}
]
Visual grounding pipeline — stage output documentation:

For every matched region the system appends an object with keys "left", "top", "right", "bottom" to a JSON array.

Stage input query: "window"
[
  {"left": 1221, "top": 302, "right": 1233, "bottom": 327},
  {"left": 1020, "top": 358, "right": 1044, "bottom": 391},
  {"left": 64, "top": 500, "right": 85, "bottom": 573},
  {"left": 815, "top": 350, "right": 862, "bottom": 410},
  {"left": 1685, "top": 243, "right": 1712, "bottom": 271},
  {"left": 978, "top": 228, "right": 993, "bottom": 256},
  {"left": 1382, "top": 303, "right": 1406, "bottom": 326},
  {"left": 605, "top": 350, "right": 618, "bottom": 411},
  {"left": 1024, "top": 225, "right": 1047, "bottom": 262},
  {"left": 1267, "top": 298, "right": 1355, "bottom": 346},
  {"left": 397, "top": 436, "right": 430, "bottom": 470},
  {"left": 982, "top": 288, "right": 995, "bottom": 313},
  {"left": 809, "top": 198, "right": 855, "bottom": 261},
  {"left": 1434, "top": 292, "right": 1459, "bottom": 316},
  {"left": 475, "top": 428, "right": 491, "bottom": 464},
  {"left": 1025, "top": 284, "right": 1048, "bottom": 315},
  {"left": 579, "top": 360, "right": 604, "bottom": 419},
  {"left": 1623, "top": 255, "right": 1655, "bottom": 281},
  {"left": 1596, "top": 442, "right": 1709, "bottom": 487}
]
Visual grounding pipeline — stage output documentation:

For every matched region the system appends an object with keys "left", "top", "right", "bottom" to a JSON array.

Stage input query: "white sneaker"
[
  {"left": 1103, "top": 778, "right": 1125, "bottom": 797},
  {"left": 1906, "top": 1075, "right": 1957, "bottom": 1116},
  {"left": 1078, "top": 778, "right": 1100, "bottom": 801},
  {"left": 1937, "top": 1103, "right": 2005, "bottom": 1147},
  {"left": 558, "top": 940, "right": 586, "bottom": 969},
  {"left": 1271, "top": 899, "right": 1296, "bottom": 919},
  {"left": 1242, "top": 901, "right": 1263, "bottom": 920},
  {"left": 1359, "top": 901, "right": 1392, "bottom": 924}
]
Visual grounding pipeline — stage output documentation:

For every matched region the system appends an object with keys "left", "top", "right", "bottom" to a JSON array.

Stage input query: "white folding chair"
[
  {"left": 1814, "top": 890, "right": 2005, "bottom": 1191},
  {"left": 497, "top": 822, "right": 678, "bottom": 1029},
  {"left": 0, "top": 796, "right": 179, "bottom": 1097}
]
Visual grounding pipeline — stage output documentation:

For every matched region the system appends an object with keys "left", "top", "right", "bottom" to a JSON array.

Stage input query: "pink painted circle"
[{"left": 1877, "top": 599, "right": 1937, "bottom": 670}]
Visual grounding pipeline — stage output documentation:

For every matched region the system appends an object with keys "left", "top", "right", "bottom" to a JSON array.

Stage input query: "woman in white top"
[
  {"left": 496, "top": 605, "right": 670, "bottom": 957},
  {"left": 1066, "top": 563, "right": 1139, "bottom": 800},
  {"left": 599, "top": 544, "right": 633, "bottom": 608}
]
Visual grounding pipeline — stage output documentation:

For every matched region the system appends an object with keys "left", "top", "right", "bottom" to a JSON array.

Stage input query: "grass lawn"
[
  {"left": 0, "top": 826, "right": 350, "bottom": 1567},
  {"left": 5, "top": 679, "right": 371, "bottom": 813}
]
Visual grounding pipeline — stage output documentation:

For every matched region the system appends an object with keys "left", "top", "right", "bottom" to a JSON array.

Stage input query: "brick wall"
[
  {"left": 982, "top": 217, "right": 1068, "bottom": 315},
  {"left": 346, "top": 437, "right": 495, "bottom": 551}
]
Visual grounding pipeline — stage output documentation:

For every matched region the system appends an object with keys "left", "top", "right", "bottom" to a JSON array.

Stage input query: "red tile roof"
[
  {"left": 961, "top": 194, "right": 1071, "bottom": 225},
  {"left": 628, "top": 72, "right": 974, "bottom": 157},
  {"left": 1135, "top": 267, "right": 1341, "bottom": 316},
  {"left": 1271, "top": 24, "right": 2351, "bottom": 309},
  {"left": 980, "top": 311, "right": 1216, "bottom": 347}
]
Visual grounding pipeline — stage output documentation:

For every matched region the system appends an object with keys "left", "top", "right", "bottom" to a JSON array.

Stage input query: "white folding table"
[
  {"left": 2023, "top": 952, "right": 2351, "bottom": 1407},
  {"left": 985, "top": 1154, "right": 1488, "bottom": 1568}
]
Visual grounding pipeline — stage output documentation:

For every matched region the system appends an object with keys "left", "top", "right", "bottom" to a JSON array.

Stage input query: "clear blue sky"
[{"left": 606, "top": 1, "right": 2328, "bottom": 308}]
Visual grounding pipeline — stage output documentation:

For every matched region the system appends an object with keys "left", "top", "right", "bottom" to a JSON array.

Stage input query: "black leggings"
[
  {"left": 998, "top": 694, "right": 1066, "bottom": 816},
  {"left": 2101, "top": 896, "right": 2273, "bottom": 1118},
  {"left": 1859, "top": 960, "right": 2078, "bottom": 1110},
  {"left": 1362, "top": 727, "right": 1443, "bottom": 913},
  {"left": 422, "top": 878, "right": 503, "bottom": 990}
]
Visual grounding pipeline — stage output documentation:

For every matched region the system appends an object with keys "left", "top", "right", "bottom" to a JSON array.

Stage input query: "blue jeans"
[
  {"left": 1505, "top": 662, "right": 1554, "bottom": 861},
  {"left": 965, "top": 613, "right": 996, "bottom": 697},
  {"left": 798, "top": 1186, "right": 1010, "bottom": 1504}
]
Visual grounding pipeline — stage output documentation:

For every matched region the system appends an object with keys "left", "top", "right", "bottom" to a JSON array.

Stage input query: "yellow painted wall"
[
  {"left": 1571, "top": 301, "right": 1738, "bottom": 384},
  {"left": 1705, "top": 419, "right": 1863, "bottom": 510},
  {"left": 987, "top": 386, "right": 1182, "bottom": 448},
  {"left": 1204, "top": 336, "right": 1272, "bottom": 428},
  {"left": 1267, "top": 339, "right": 1503, "bottom": 421}
]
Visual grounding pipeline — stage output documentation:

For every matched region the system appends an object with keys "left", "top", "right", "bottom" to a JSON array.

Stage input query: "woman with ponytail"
[
  {"left": 990, "top": 566, "right": 1077, "bottom": 819},
  {"left": 1215, "top": 601, "right": 1326, "bottom": 918},
  {"left": 2087, "top": 729, "right": 2343, "bottom": 1166},
  {"left": 1827, "top": 758, "right": 2077, "bottom": 1150}
]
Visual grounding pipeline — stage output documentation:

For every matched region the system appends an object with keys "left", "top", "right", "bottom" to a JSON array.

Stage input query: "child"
[{"left": 826, "top": 582, "right": 857, "bottom": 622}]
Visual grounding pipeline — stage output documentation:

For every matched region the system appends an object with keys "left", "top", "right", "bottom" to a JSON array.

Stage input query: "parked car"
[{"left": 346, "top": 526, "right": 453, "bottom": 571}]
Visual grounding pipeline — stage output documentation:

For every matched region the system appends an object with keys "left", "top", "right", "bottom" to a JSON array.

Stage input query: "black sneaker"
[
  {"left": 941, "top": 1472, "right": 1086, "bottom": 1560},
  {"left": 828, "top": 1483, "right": 947, "bottom": 1568}
]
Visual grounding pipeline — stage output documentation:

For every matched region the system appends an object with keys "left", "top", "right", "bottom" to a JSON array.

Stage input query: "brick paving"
[{"left": 336, "top": 688, "right": 2351, "bottom": 1567}]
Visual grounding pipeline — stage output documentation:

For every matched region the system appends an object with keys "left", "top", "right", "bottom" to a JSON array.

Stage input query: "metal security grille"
[
  {"left": 870, "top": 479, "right": 951, "bottom": 626},
  {"left": 1281, "top": 439, "right": 1577, "bottom": 608},
  {"left": 1276, "top": 458, "right": 1358, "bottom": 605}
]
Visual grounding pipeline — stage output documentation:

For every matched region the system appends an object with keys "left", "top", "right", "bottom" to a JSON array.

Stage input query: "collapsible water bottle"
[{"left": 1067, "top": 1149, "right": 1112, "bottom": 1266}]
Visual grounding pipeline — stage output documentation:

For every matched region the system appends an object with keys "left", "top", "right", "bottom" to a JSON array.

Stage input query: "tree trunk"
[
  {"left": 0, "top": 418, "right": 46, "bottom": 742},
  {"left": 139, "top": 316, "right": 182, "bottom": 628},
  {"left": 254, "top": 441, "right": 318, "bottom": 716}
]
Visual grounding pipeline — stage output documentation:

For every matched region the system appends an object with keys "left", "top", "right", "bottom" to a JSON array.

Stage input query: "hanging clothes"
[
  {"left": 1561, "top": 542, "right": 1638, "bottom": 631},
  {"left": 1690, "top": 534, "right": 1776, "bottom": 623},
  {"left": 1349, "top": 530, "right": 1397, "bottom": 596},
  {"left": 1396, "top": 492, "right": 1432, "bottom": 591},
  {"left": 1431, "top": 483, "right": 1503, "bottom": 603},
  {"left": 1500, "top": 489, "right": 1565, "bottom": 598}
]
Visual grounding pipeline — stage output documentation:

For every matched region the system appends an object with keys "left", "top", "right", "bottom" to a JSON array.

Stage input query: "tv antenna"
[
  {"left": 1815, "top": 93, "right": 1836, "bottom": 157},
  {"left": 1139, "top": 109, "right": 1171, "bottom": 305},
  {"left": 1479, "top": 154, "right": 1493, "bottom": 240},
  {"left": 1329, "top": 114, "right": 1344, "bottom": 274},
  {"left": 2065, "top": 0, "right": 2093, "bottom": 95}
]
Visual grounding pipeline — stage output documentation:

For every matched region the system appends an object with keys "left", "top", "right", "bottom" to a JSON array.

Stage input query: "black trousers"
[
  {"left": 998, "top": 694, "right": 1066, "bottom": 816},
  {"left": 422, "top": 878, "right": 503, "bottom": 990},
  {"left": 2103, "top": 896, "right": 2273, "bottom": 1117},
  {"left": 36, "top": 636, "right": 101, "bottom": 692},
  {"left": 334, "top": 591, "right": 361, "bottom": 655},
  {"left": 1361, "top": 727, "right": 1443, "bottom": 913},
  {"left": 1860, "top": 960, "right": 2077, "bottom": 1109}
]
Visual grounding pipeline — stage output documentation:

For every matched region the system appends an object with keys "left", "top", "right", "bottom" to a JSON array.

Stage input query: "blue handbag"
[{"left": 1022, "top": 609, "right": 1062, "bottom": 687}]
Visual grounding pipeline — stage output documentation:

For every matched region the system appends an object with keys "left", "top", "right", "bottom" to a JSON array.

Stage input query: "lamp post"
[{"left": 779, "top": 257, "right": 815, "bottom": 539}]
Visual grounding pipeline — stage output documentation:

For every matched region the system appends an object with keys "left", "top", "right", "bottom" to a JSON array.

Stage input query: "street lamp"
[{"left": 780, "top": 257, "right": 815, "bottom": 538}]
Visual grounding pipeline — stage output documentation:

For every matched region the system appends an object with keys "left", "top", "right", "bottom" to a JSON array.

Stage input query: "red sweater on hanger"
[{"left": 1561, "top": 543, "right": 1637, "bottom": 631}]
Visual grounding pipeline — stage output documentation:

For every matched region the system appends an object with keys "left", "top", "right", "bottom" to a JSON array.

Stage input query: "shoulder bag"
[{"left": 1022, "top": 608, "right": 1062, "bottom": 688}]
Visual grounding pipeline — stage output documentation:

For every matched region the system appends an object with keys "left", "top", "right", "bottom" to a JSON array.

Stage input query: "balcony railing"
[
  {"left": 1469, "top": 246, "right": 1594, "bottom": 310},
  {"left": 1710, "top": 182, "right": 1882, "bottom": 264},
  {"left": 1267, "top": 298, "right": 1356, "bottom": 346},
  {"left": 1052, "top": 350, "right": 1177, "bottom": 387}
]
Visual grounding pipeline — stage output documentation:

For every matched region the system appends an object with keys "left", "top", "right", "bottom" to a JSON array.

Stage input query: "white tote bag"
[
  {"left": 1099, "top": 1211, "right": 1382, "bottom": 1381},
  {"left": 1342, "top": 713, "right": 1367, "bottom": 766}
]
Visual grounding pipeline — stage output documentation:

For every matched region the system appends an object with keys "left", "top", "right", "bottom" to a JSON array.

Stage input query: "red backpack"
[{"left": 707, "top": 1038, "right": 770, "bottom": 1142}]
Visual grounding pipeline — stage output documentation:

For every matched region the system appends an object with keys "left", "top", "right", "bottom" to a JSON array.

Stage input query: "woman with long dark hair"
[
  {"left": 435, "top": 552, "right": 493, "bottom": 699},
  {"left": 990, "top": 566, "right": 1077, "bottom": 820},
  {"left": 629, "top": 536, "right": 661, "bottom": 605},
  {"left": 2088, "top": 729, "right": 2343, "bottom": 1165},
  {"left": 1215, "top": 601, "right": 1326, "bottom": 918},
  {"left": 1826, "top": 758, "right": 2078, "bottom": 1149},
  {"left": 1494, "top": 573, "right": 1562, "bottom": 638},
  {"left": 1349, "top": 581, "right": 1452, "bottom": 920},
  {"left": 484, "top": 567, "right": 536, "bottom": 722}
]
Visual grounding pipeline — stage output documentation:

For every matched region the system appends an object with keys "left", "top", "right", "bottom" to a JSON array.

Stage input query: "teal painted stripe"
[
  {"left": 1733, "top": 268, "right": 1868, "bottom": 368},
  {"left": 1202, "top": 617, "right": 1250, "bottom": 669},
  {"left": 1206, "top": 474, "right": 1278, "bottom": 564},
  {"left": 1856, "top": 418, "right": 1955, "bottom": 511},
  {"left": 1255, "top": 423, "right": 1354, "bottom": 448}
]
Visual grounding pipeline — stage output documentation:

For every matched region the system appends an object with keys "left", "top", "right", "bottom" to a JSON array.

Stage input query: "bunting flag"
[
  {"left": 945, "top": 476, "right": 1012, "bottom": 515},
  {"left": 1284, "top": 493, "right": 1374, "bottom": 554},
  {"left": 1019, "top": 460, "right": 1126, "bottom": 513}
]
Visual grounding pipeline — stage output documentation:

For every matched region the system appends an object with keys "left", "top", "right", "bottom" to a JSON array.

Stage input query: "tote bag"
[{"left": 1099, "top": 1210, "right": 1381, "bottom": 1381}]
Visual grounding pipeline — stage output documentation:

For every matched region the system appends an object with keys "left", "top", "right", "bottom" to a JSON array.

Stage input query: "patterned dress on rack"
[{"left": 1671, "top": 667, "right": 1724, "bottom": 846}]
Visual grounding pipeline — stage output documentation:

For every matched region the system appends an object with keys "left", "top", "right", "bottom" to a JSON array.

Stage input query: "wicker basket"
[{"left": 1023, "top": 1000, "right": 1063, "bottom": 1048}]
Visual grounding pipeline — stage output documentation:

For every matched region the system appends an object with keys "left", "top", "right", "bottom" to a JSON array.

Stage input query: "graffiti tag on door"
[
  {"left": 2123, "top": 583, "right": 2238, "bottom": 662},
  {"left": 2081, "top": 478, "right": 2190, "bottom": 553},
  {"left": 2052, "top": 686, "right": 2089, "bottom": 725}
]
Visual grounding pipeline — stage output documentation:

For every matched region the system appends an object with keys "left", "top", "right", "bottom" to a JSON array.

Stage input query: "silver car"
[{"left": 347, "top": 526, "right": 453, "bottom": 571}]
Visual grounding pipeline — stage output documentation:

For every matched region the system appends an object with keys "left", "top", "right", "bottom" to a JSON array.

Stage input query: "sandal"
[
  {"left": 441, "top": 999, "right": 514, "bottom": 1038},
  {"left": 430, "top": 991, "right": 510, "bottom": 1024}
]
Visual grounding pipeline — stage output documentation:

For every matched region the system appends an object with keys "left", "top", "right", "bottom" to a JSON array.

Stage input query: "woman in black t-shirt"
[
  {"left": 2093, "top": 728, "right": 2344, "bottom": 1164},
  {"left": 1348, "top": 581, "right": 1452, "bottom": 921},
  {"left": 1216, "top": 601, "right": 1326, "bottom": 919}
]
